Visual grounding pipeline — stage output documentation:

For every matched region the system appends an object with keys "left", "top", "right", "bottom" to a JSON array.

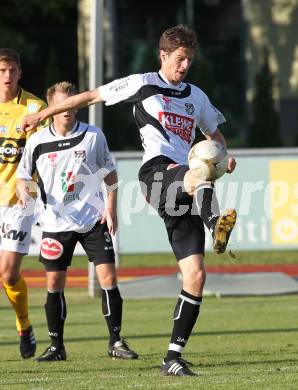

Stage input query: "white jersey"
[
  {"left": 17, "top": 121, "right": 115, "bottom": 232},
  {"left": 99, "top": 71, "right": 225, "bottom": 165}
]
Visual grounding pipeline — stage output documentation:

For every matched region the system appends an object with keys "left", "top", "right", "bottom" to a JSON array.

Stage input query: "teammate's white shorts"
[{"left": 0, "top": 203, "right": 35, "bottom": 254}]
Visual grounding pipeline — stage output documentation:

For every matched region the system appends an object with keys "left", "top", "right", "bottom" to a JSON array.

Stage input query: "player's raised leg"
[{"left": 184, "top": 170, "right": 237, "bottom": 254}]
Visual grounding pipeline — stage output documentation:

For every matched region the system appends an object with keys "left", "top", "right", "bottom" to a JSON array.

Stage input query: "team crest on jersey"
[
  {"left": 61, "top": 171, "right": 75, "bottom": 193},
  {"left": 0, "top": 125, "right": 7, "bottom": 134},
  {"left": 162, "top": 96, "right": 172, "bottom": 111},
  {"left": 185, "top": 103, "right": 195, "bottom": 115},
  {"left": 15, "top": 124, "right": 22, "bottom": 133},
  {"left": 74, "top": 150, "right": 86, "bottom": 163},
  {"left": 47, "top": 153, "right": 58, "bottom": 167},
  {"left": 27, "top": 103, "right": 39, "bottom": 114}
]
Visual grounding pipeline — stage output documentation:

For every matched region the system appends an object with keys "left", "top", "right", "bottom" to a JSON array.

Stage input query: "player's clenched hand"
[
  {"left": 226, "top": 156, "right": 236, "bottom": 174},
  {"left": 101, "top": 207, "right": 118, "bottom": 235}
]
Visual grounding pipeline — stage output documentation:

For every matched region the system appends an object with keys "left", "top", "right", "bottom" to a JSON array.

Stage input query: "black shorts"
[
  {"left": 39, "top": 221, "right": 115, "bottom": 271},
  {"left": 139, "top": 156, "right": 205, "bottom": 261}
]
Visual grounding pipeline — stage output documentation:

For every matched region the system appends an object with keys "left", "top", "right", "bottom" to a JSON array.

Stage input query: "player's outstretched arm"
[{"left": 21, "top": 88, "right": 102, "bottom": 132}]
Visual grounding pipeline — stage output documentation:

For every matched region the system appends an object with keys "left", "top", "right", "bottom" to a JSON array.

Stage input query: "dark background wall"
[
  {"left": 102, "top": 0, "right": 244, "bottom": 150},
  {"left": 0, "top": 0, "right": 78, "bottom": 101},
  {"left": 1, "top": 0, "right": 295, "bottom": 149}
]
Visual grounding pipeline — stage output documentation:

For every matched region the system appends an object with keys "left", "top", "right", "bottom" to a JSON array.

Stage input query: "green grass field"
[
  {"left": 1, "top": 288, "right": 298, "bottom": 389},
  {"left": 22, "top": 249, "right": 298, "bottom": 270}
]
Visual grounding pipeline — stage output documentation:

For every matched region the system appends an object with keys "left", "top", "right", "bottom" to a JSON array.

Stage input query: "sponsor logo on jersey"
[
  {"left": 40, "top": 237, "right": 63, "bottom": 260},
  {"left": 47, "top": 153, "right": 57, "bottom": 167},
  {"left": 158, "top": 111, "right": 194, "bottom": 144},
  {"left": 109, "top": 79, "right": 129, "bottom": 92},
  {"left": 27, "top": 103, "right": 39, "bottom": 114},
  {"left": 61, "top": 171, "right": 75, "bottom": 192},
  {"left": 162, "top": 96, "right": 172, "bottom": 111},
  {"left": 74, "top": 150, "right": 86, "bottom": 163},
  {"left": 58, "top": 142, "right": 71, "bottom": 147},
  {"left": 63, "top": 193, "right": 80, "bottom": 201},
  {"left": 0, "top": 138, "right": 26, "bottom": 164},
  {"left": 1, "top": 223, "right": 27, "bottom": 241},
  {"left": 170, "top": 90, "right": 183, "bottom": 96},
  {"left": 185, "top": 102, "right": 195, "bottom": 115},
  {"left": 0, "top": 125, "right": 7, "bottom": 134}
]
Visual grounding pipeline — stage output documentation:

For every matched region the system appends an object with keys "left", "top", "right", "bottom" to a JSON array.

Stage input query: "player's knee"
[
  {"left": 0, "top": 269, "right": 20, "bottom": 285},
  {"left": 96, "top": 263, "right": 117, "bottom": 287},
  {"left": 46, "top": 272, "right": 65, "bottom": 291},
  {"left": 99, "top": 272, "right": 117, "bottom": 288},
  {"left": 188, "top": 268, "right": 206, "bottom": 289},
  {"left": 184, "top": 170, "right": 207, "bottom": 196},
  {"left": 197, "top": 269, "right": 206, "bottom": 288}
]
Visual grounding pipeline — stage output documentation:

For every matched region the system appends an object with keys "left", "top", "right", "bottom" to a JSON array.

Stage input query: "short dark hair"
[
  {"left": 159, "top": 25, "right": 197, "bottom": 53},
  {"left": 0, "top": 48, "right": 21, "bottom": 66},
  {"left": 47, "top": 81, "right": 78, "bottom": 104}
]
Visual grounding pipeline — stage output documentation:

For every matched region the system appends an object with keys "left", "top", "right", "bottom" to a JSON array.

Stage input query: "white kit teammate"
[
  {"left": 17, "top": 81, "right": 138, "bottom": 362},
  {"left": 21, "top": 26, "right": 237, "bottom": 376}
]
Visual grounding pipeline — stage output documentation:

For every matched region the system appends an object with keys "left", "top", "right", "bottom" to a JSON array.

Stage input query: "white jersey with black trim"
[
  {"left": 99, "top": 71, "right": 225, "bottom": 165},
  {"left": 16, "top": 121, "right": 115, "bottom": 232}
]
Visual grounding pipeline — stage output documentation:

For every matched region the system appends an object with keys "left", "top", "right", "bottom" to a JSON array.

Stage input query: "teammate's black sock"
[
  {"left": 165, "top": 290, "right": 202, "bottom": 362},
  {"left": 44, "top": 291, "right": 67, "bottom": 348},
  {"left": 101, "top": 286, "right": 123, "bottom": 345},
  {"left": 194, "top": 183, "right": 219, "bottom": 234}
]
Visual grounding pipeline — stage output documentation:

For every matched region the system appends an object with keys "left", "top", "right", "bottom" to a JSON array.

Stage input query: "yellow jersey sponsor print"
[{"left": 0, "top": 88, "right": 48, "bottom": 205}]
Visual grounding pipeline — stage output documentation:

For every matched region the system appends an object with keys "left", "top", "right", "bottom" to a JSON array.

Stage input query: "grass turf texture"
[
  {"left": 0, "top": 289, "right": 298, "bottom": 389},
  {"left": 22, "top": 249, "right": 298, "bottom": 270}
]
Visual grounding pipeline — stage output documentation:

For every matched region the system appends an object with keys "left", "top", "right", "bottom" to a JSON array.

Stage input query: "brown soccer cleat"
[{"left": 213, "top": 208, "right": 237, "bottom": 254}]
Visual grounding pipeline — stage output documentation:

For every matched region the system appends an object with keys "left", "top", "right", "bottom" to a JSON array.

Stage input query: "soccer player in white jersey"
[
  {"left": 21, "top": 26, "right": 236, "bottom": 375},
  {"left": 17, "top": 81, "right": 138, "bottom": 362}
]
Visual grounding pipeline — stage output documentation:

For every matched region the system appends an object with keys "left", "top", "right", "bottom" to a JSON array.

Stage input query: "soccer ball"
[{"left": 188, "top": 140, "right": 229, "bottom": 181}]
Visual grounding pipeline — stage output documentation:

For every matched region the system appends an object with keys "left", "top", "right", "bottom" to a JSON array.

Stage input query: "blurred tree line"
[
  {"left": 102, "top": 0, "right": 246, "bottom": 149},
  {"left": 249, "top": 48, "right": 281, "bottom": 147},
  {"left": 0, "top": 0, "right": 78, "bottom": 100},
  {"left": 0, "top": 0, "right": 282, "bottom": 149}
]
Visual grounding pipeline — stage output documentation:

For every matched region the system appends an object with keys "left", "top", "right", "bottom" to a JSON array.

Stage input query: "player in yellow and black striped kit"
[{"left": 0, "top": 48, "right": 48, "bottom": 359}]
